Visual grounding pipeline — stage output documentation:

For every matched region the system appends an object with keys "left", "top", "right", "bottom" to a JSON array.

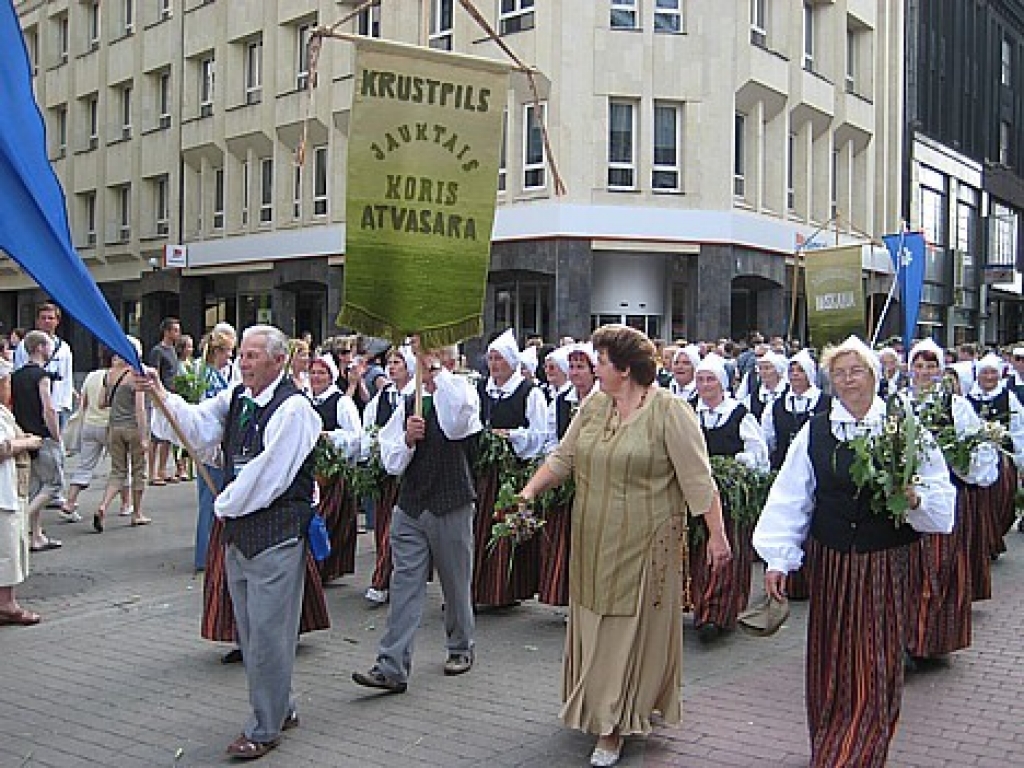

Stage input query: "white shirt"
[
  {"left": 361, "top": 380, "right": 415, "bottom": 460},
  {"left": 152, "top": 372, "right": 321, "bottom": 519},
  {"left": 695, "top": 396, "right": 770, "bottom": 470},
  {"left": 905, "top": 390, "right": 998, "bottom": 487},
  {"left": 482, "top": 371, "right": 550, "bottom": 460},
  {"left": 669, "top": 379, "right": 696, "bottom": 401},
  {"left": 967, "top": 380, "right": 1024, "bottom": 468},
  {"left": 543, "top": 382, "right": 598, "bottom": 454},
  {"left": 14, "top": 335, "right": 74, "bottom": 411},
  {"left": 761, "top": 386, "right": 824, "bottom": 455},
  {"left": 310, "top": 384, "right": 363, "bottom": 461},
  {"left": 752, "top": 397, "right": 956, "bottom": 574},
  {"left": 380, "top": 369, "right": 483, "bottom": 476}
]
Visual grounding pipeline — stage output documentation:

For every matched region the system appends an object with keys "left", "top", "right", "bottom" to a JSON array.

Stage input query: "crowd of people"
[{"left": 4, "top": 307, "right": 1024, "bottom": 767}]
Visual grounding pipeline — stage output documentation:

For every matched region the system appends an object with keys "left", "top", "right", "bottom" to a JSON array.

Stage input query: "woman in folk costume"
[
  {"left": 308, "top": 353, "right": 364, "bottom": 583},
  {"left": 668, "top": 345, "right": 700, "bottom": 407},
  {"left": 691, "top": 354, "right": 769, "bottom": 641},
  {"left": 903, "top": 339, "right": 997, "bottom": 663},
  {"left": 539, "top": 343, "right": 598, "bottom": 607},
  {"left": 966, "top": 352, "right": 1024, "bottom": 570},
  {"left": 541, "top": 345, "right": 572, "bottom": 404},
  {"left": 742, "top": 351, "right": 789, "bottom": 422},
  {"left": 473, "top": 329, "right": 550, "bottom": 608},
  {"left": 754, "top": 336, "right": 954, "bottom": 768},
  {"left": 760, "top": 350, "right": 831, "bottom": 600},
  {"left": 877, "top": 347, "right": 907, "bottom": 398},
  {"left": 361, "top": 346, "right": 416, "bottom": 606}
]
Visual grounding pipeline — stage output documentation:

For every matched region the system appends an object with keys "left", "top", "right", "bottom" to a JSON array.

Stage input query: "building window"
[
  {"left": 260, "top": 157, "right": 273, "bottom": 224},
  {"left": 87, "top": 1, "right": 100, "bottom": 50},
  {"left": 213, "top": 168, "right": 225, "bottom": 229},
  {"left": 245, "top": 39, "right": 263, "bottom": 105},
  {"left": 1002, "top": 36, "right": 1012, "bottom": 87},
  {"left": 523, "top": 102, "right": 546, "bottom": 190},
  {"left": 991, "top": 202, "right": 1018, "bottom": 271},
  {"left": 919, "top": 167, "right": 947, "bottom": 247},
  {"left": 123, "top": 0, "right": 134, "bottom": 35},
  {"left": 55, "top": 105, "right": 67, "bottom": 156},
  {"left": 653, "top": 102, "right": 681, "bottom": 191},
  {"left": 999, "top": 121, "right": 1012, "bottom": 166},
  {"left": 313, "top": 146, "right": 328, "bottom": 216},
  {"left": 655, "top": 0, "right": 682, "bottom": 33},
  {"left": 56, "top": 14, "right": 69, "bottom": 64},
  {"left": 84, "top": 191, "right": 97, "bottom": 246},
  {"left": 155, "top": 176, "right": 169, "bottom": 235},
  {"left": 293, "top": 165, "right": 302, "bottom": 220},
  {"left": 159, "top": 0, "right": 172, "bottom": 21},
  {"left": 200, "top": 56, "right": 215, "bottom": 116},
  {"left": 429, "top": 0, "right": 454, "bottom": 50},
  {"left": 830, "top": 148, "right": 839, "bottom": 216},
  {"left": 358, "top": 5, "right": 381, "bottom": 38},
  {"left": 297, "top": 24, "right": 313, "bottom": 90},
  {"left": 787, "top": 133, "right": 795, "bottom": 210},
  {"left": 750, "top": 0, "right": 766, "bottom": 47},
  {"left": 610, "top": 0, "right": 637, "bottom": 30},
  {"left": 608, "top": 100, "right": 636, "bottom": 189},
  {"left": 846, "top": 28, "right": 856, "bottom": 92},
  {"left": 493, "top": 279, "right": 551, "bottom": 340},
  {"left": 118, "top": 185, "right": 131, "bottom": 242},
  {"left": 733, "top": 113, "right": 745, "bottom": 197},
  {"left": 499, "top": 0, "right": 535, "bottom": 35},
  {"left": 158, "top": 72, "right": 171, "bottom": 128},
  {"left": 87, "top": 94, "right": 99, "bottom": 149},
  {"left": 956, "top": 187, "right": 979, "bottom": 266},
  {"left": 802, "top": 3, "right": 814, "bottom": 71},
  {"left": 120, "top": 84, "right": 132, "bottom": 139},
  {"left": 241, "top": 160, "right": 250, "bottom": 226},
  {"left": 498, "top": 108, "right": 508, "bottom": 192}
]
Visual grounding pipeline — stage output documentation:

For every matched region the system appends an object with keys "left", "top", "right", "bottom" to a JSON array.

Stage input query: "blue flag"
[
  {"left": 0, "top": 0, "right": 140, "bottom": 370},
  {"left": 882, "top": 231, "right": 926, "bottom": 353}
]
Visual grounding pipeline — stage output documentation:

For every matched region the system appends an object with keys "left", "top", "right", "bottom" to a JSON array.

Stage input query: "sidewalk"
[{"left": 3, "top": 471, "right": 1024, "bottom": 767}]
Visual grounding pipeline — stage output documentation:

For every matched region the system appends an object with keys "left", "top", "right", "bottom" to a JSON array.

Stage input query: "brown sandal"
[
  {"left": 0, "top": 607, "right": 41, "bottom": 626},
  {"left": 225, "top": 735, "right": 279, "bottom": 760}
]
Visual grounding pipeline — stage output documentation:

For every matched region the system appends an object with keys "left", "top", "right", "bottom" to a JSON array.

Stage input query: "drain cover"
[{"left": 18, "top": 568, "right": 97, "bottom": 601}]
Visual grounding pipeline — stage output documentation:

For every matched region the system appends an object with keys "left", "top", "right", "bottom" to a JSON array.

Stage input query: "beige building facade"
[{"left": 6, "top": 0, "right": 904, "bottom": 357}]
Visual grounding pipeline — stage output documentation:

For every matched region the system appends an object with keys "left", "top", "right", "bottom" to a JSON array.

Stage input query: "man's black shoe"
[
  {"left": 443, "top": 652, "right": 473, "bottom": 676},
  {"left": 352, "top": 667, "right": 407, "bottom": 694},
  {"left": 221, "top": 648, "right": 243, "bottom": 665}
]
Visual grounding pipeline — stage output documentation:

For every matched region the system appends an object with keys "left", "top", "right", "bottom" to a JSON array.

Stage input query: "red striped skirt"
[
  {"left": 961, "top": 483, "right": 992, "bottom": 601},
  {"left": 318, "top": 477, "right": 358, "bottom": 584},
  {"left": 200, "top": 518, "right": 331, "bottom": 643},
  {"left": 537, "top": 498, "right": 572, "bottom": 606},
  {"left": 786, "top": 560, "right": 811, "bottom": 600},
  {"left": 472, "top": 469, "right": 540, "bottom": 606},
  {"left": 805, "top": 537, "right": 908, "bottom": 768},
  {"left": 370, "top": 479, "right": 399, "bottom": 591},
  {"left": 906, "top": 489, "right": 972, "bottom": 657},
  {"left": 688, "top": 516, "right": 755, "bottom": 631}
]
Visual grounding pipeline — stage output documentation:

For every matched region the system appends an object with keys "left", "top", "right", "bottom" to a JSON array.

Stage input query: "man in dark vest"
[
  {"left": 353, "top": 338, "right": 482, "bottom": 693},
  {"left": 137, "top": 325, "right": 321, "bottom": 760}
]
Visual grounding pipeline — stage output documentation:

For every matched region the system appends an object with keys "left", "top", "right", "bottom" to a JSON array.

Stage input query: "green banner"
[
  {"left": 804, "top": 244, "right": 865, "bottom": 347},
  {"left": 339, "top": 38, "right": 510, "bottom": 347}
]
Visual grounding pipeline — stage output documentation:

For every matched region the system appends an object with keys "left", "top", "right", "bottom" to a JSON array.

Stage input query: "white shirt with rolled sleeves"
[
  {"left": 752, "top": 397, "right": 956, "bottom": 575},
  {"left": 150, "top": 373, "right": 321, "bottom": 519},
  {"left": 694, "top": 396, "right": 770, "bottom": 471},
  {"left": 482, "top": 371, "right": 551, "bottom": 460},
  {"left": 310, "top": 384, "right": 363, "bottom": 461},
  {"left": 379, "top": 369, "right": 483, "bottom": 476}
]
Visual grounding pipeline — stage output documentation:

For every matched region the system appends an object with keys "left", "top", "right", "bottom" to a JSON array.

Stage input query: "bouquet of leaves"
[
  {"left": 690, "top": 456, "right": 775, "bottom": 545},
  {"left": 845, "top": 395, "right": 930, "bottom": 526},
  {"left": 344, "top": 426, "right": 389, "bottom": 501},
  {"left": 312, "top": 437, "right": 347, "bottom": 482},
  {"left": 914, "top": 381, "right": 1009, "bottom": 478},
  {"left": 488, "top": 480, "right": 546, "bottom": 552},
  {"left": 172, "top": 360, "right": 209, "bottom": 405},
  {"left": 474, "top": 427, "right": 518, "bottom": 474}
]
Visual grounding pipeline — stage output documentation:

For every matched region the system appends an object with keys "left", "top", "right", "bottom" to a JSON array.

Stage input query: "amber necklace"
[{"left": 604, "top": 385, "right": 650, "bottom": 438}]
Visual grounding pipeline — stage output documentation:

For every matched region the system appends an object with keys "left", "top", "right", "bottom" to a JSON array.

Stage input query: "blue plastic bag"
[{"left": 308, "top": 513, "right": 331, "bottom": 562}]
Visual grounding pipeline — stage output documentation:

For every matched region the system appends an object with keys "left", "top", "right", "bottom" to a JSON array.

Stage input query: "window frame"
[
  {"left": 499, "top": 0, "right": 535, "bottom": 36},
  {"left": 118, "top": 185, "right": 131, "bottom": 242},
  {"left": 292, "top": 164, "right": 302, "bottom": 220},
  {"left": 313, "top": 146, "right": 328, "bottom": 217},
  {"left": 297, "top": 24, "right": 313, "bottom": 90},
  {"left": 358, "top": 5, "right": 382, "bottom": 38},
  {"left": 610, "top": 0, "right": 638, "bottom": 30},
  {"left": 120, "top": 84, "right": 132, "bottom": 139},
  {"left": 733, "top": 113, "right": 746, "bottom": 198},
  {"left": 241, "top": 160, "right": 250, "bottom": 226},
  {"left": 200, "top": 56, "right": 215, "bottom": 116},
  {"left": 654, "top": 0, "right": 683, "bottom": 34},
  {"left": 87, "top": 0, "right": 101, "bottom": 50},
  {"left": 498, "top": 108, "right": 508, "bottom": 193},
  {"left": 245, "top": 38, "right": 263, "bottom": 105},
  {"left": 750, "top": 0, "right": 766, "bottom": 47},
  {"left": 652, "top": 101, "right": 682, "bottom": 192},
  {"left": 523, "top": 101, "right": 547, "bottom": 191},
  {"left": 429, "top": 0, "right": 454, "bottom": 50},
  {"left": 802, "top": 2, "right": 814, "bottom": 72},
  {"left": 213, "top": 168, "right": 225, "bottom": 230},
  {"left": 607, "top": 99, "right": 637, "bottom": 191},
  {"left": 85, "top": 191, "right": 97, "bottom": 246},
  {"left": 123, "top": 0, "right": 134, "bottom": 35},
  {"left": 1001, "top": 36, "right": 1012, "bottom": 87},
  {"left": 259, "top": 157, "right": 273, "bottom": 224},
  {"left": 155, "top": 176, "right": 169, "bottom": 235}
]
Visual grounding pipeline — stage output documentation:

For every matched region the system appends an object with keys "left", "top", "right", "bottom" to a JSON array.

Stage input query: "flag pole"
[
  {"left": 146, "top": 388, "right": 220, "bottom": 497},
  {"left": 870, "top": 224, "right": 907, "bottom": 348}
]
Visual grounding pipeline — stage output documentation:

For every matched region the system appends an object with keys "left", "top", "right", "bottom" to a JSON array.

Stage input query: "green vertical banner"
[
  {"left": 340, "top": 38, "right": 511, "bottom": 347},
  {"left": 803, "top": 244, "right": 866, "bottom": 347}
]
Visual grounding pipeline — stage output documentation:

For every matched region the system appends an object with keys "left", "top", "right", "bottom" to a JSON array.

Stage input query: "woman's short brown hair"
[{"left": 591, "top": 324, "right": 657, "bottom": 386}]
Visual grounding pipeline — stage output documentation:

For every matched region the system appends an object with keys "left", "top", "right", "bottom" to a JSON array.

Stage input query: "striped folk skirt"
[
  {"left": 318, "top": 476, "right": 358, "bottom": 584},
  {"left": 688, "top": 515, "right": 755, "bottom": 631},
  {"left": 804, "top": 537, "right": 909, "bottom": 768},
  {"left": 201, "top": 518, "right": 330, "bottom": 643},
  {"left": 538, "top": 498, "right": 572, "bottom": 607},
  {"left": 369, "top": 478, "right": 399, "bottom": 592},
  {"left": 906, "top": 488, "right": 972, "bottom": 658},
  {"left": 785, "top": 560, "right": 811, "bottom": 601},
  {"left": 961, "top": 483, "right": 992, "bottom": 601},
  {"left": 472, "top": 468, "right": 540, "bottom": 607}
]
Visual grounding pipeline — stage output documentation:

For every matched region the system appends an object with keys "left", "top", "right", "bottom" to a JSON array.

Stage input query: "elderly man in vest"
[
  {"left": 353, "top": 337, "right": 482, "bottom": 693},
  {"left": 137, "top": 325, "right": 321, "bottom": 760}
]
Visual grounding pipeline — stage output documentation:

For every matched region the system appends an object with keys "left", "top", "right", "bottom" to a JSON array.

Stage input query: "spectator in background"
[
  {"left": 289, "top": 338, "right": 311, "bottom": 394},
  {"left": 173, "top": 334, "right": 196, "bottom": 482},
  {"left": 147, "top": 317, "right": 181, "bottom": 486}
]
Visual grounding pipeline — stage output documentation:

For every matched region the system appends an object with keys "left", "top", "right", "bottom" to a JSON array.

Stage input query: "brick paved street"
[{"left": 3, "top": 467, "right": 1024, "bottom": 768}]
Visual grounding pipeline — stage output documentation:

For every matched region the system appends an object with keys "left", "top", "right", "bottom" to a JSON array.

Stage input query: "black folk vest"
[
  {"left": 701, "top": 404, "right": 747, "bottom": 457},
  {"left": 770, "top": 393, "right": 832, "bottom": 470}
]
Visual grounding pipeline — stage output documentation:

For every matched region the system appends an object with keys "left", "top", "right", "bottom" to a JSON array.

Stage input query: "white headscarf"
[
  {"left": 547, "top": 346, "right": 570, "bottom": 375},
  {"left": 488, "top": 328, "right": 520, "bottom": 370},
  {"left": 673, "top": 345, "right": 701, "bottom": 371},
  {"left": 760, "top": 351, "right": 789, "bottom": 379},
  {"left": 0, "top": 357, "right": 12, "bottom": 380},
  {"left": 569, "top": 342, "right": 598, "bottom": 370},
  {"left": 520, "top": 346, "right": 538, "bottom": 377},
  {"left": 395, "top": 345, "right": 417, "bottom": 376},
  {"left": 908, "top": 338, "right": 946, "bottom": 371},
  {"left": 789, "top": 349, "right": 817, "bottom": 385},
  {"left": 696, "top": 353, "right": 729, "bottom": 393},
  {"left": 977, "top": 353, "right": 1004, "bottom": 374},
  {"left": 311, "top": 353, "right": 339, "bottom": 383}
]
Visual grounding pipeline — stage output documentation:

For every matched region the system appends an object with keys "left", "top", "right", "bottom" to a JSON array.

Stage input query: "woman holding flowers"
[
  {"left": 904, "top": 339, "right": 997, "bottom": 660},
  {"left": 518, "top": 325, "right": 730, "bottom": 768},
  {"left": 691, "top": 353, "right": 769, "bottom": 642},
  {"left": 753, "top": 335, "right": 955, "bottom": 768}
]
